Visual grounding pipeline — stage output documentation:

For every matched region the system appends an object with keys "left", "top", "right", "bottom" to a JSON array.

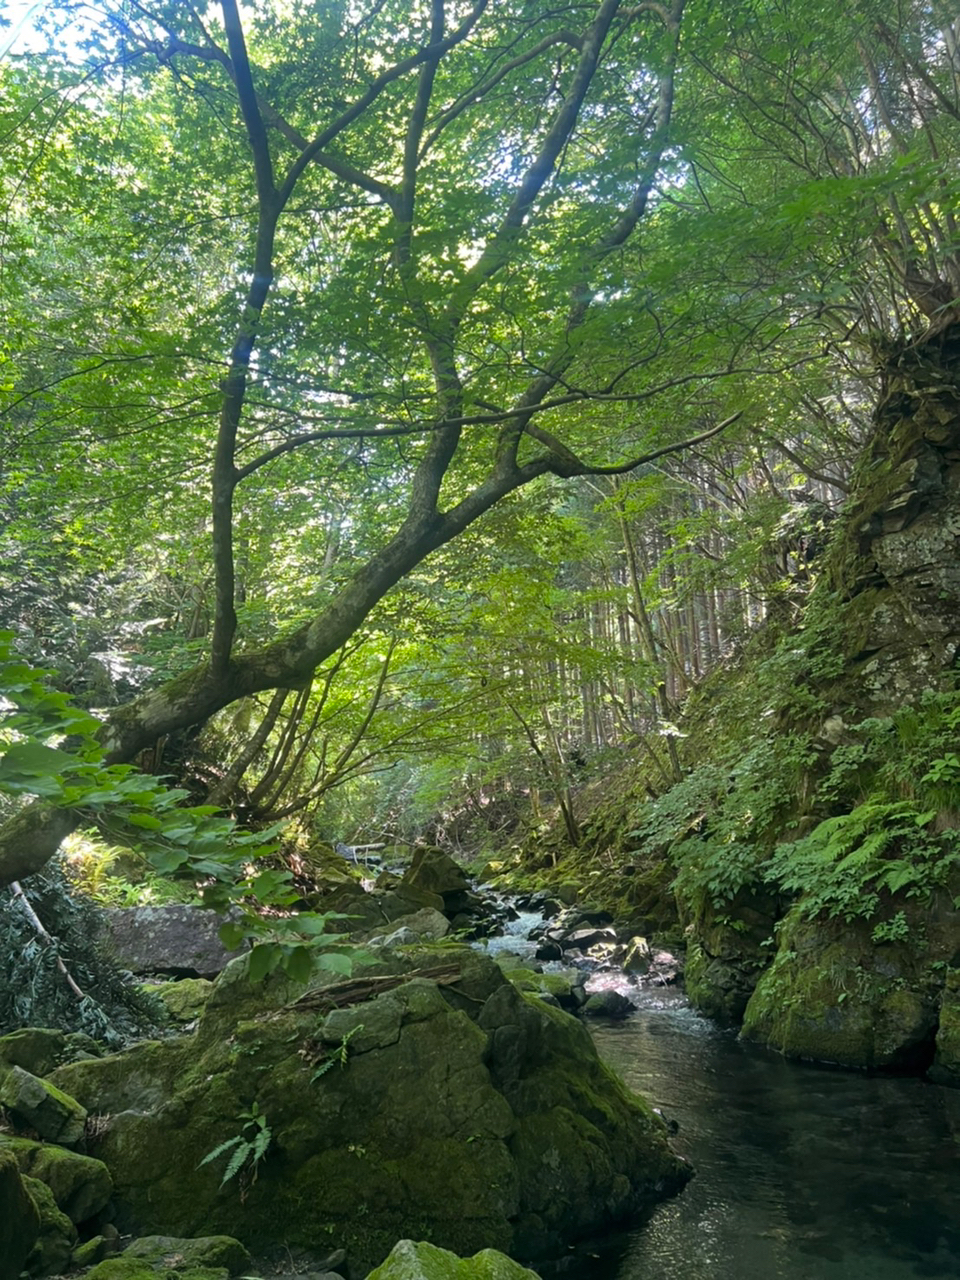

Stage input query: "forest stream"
[{"left": 481, "top": 912, "right": 960, "bottom": 1280}]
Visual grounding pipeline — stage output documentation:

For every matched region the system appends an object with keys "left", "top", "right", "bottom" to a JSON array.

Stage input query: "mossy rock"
[
  {"left": 0, "top": 1134, "right": 112, "bottom": 1223},
  {"left": 23, "top": 1174, "right": 77, "bottom": 1277},
  {"left": 122, "top": 1235, "right": 250, "bottom": 1273},
  {"left": 48, "top": 945, "right": 688, "bottom": 1270},
  {"left": 71, "top": 1235, "right": 114, "bottom": 1267},
  {"left": 0, "top": 1147, "right": 41, "bottom": 1280},
  {"left": 85, "top": 1262, "right": 229, "bottom": 1280},
  {"left": 368, "top": 1239, "right": 539, "bottom": 1280},
  {"left": 146, "top": 980, "right": 215, "bottom": 1024},
  {"left": 682, "top": 890, "right": 779, "bottom": 1026},
  {"left": 0, "top": 1029, "right": 70, "bottom": 1077},
  {"left": 0, "top": 1066, "right": 87, "bottom": 1145},
  {"left": 930, "top": 967, "right": 960, "bottom": 1085},
  {"left": 500, "top": 967, "right": 578, "bottom": 1006},
  {"left": 740, "top": 905, "right": 946, "bottom": 1069}
]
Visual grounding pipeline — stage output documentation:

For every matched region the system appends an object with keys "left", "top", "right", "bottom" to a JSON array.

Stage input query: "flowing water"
[{"left": 585, "top": 987, "right": 960, "bottom": 1280}]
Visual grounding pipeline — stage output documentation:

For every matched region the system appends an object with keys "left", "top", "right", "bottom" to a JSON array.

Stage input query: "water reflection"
[{"left": 588, "top": 989, "right": 960, "bottom": 1280}]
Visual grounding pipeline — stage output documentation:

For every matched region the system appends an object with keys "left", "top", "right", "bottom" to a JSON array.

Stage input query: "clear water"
[{"left": 585, "top": 988, "right": 960, "bottom": 1280}]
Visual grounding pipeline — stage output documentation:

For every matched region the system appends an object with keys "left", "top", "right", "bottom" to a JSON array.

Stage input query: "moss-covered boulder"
[
  {"left": 51, "top": 946, "right": 688, "bottom": 1272},
  {"left": 146, "top": 979, "right": 215, "bottom": 1024},
  {"left": 0, "top": 1029, "right": 70, "bottom": 1077},
  {"left": 121, "top": 1235, "right": 250, "bottom": 1273},
  {"left": 0, "top": 1147, "right": 41, "bottom": 1280},
  {"left": 682, "top": 890, "right": 780, "bottom": 1025},
  {"left": 930, "top": 967, "right": 960, "bottom": 1085},
  {"left": 740, "top": 903, "right": 951, "bottom": 1069},
  {"left": 0, "top": 1066, "right": 87, "bottom": 1145},
  {"left": 23, "top": 1174, "right": 77, "bottom": 1276},
  {"left": 499, "top": 966, "right": 584, "bottom": 1012},
  {"left": 85, "top": 1262, "right": 228, "bottom": 1280},
  {"left": 368, "top": 1239, "right": 538, "bottom": 1280},
  {"left": 0, "top": 1135, "right": 112, "bottom": 1223}
]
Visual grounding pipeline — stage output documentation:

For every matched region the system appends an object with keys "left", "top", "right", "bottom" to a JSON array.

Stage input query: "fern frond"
[{"left": 198, "top": 1135, "right": 242, "bottom": 1168}]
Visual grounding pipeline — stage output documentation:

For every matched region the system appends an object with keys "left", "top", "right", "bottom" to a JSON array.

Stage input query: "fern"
[
  {"left": 765, "top": 798, "right": 956, "bottom": 924},
  {"left": 198, "top": 1103, "right": 272, "bottom": 1187}
]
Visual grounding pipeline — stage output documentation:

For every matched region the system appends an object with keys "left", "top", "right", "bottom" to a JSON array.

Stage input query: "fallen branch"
[
  {"left": 286, "top": 962, "right": 466, "bottom": 1014},
  {"left": 9, "top": 881, "right": 87, "bottom": 1001}
]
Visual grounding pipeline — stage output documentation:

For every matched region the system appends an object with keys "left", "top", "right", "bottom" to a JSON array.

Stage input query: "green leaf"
[
  {"left": 315, "top": 951, "right": 354, "bottom": 976},
  {"left": 284, "top": 945, "right": 313, "bottom": 984},
  {"left": 248, "top": 943, "right": 282, "bottom": 982}
]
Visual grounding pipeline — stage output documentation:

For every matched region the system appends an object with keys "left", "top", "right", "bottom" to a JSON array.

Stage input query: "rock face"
[
  {"left": 100, "top": 906, "right": 247, "bottom": 977},
  {"left": 681, "top": 324, "right": 960, "bottom": 1070},
  {"left": 931, "top": 968, "right": 960, "bottom": 1085},
  {"left": 682, "top": 891, "right": 781, "bottom": 1026},
  {"left": 50, "top": 946, "right": 689, "bottom": 1273}
]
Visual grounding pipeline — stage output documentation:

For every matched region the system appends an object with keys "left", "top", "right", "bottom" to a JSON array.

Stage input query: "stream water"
[{"left": 585, "top": 987, "right": 960, "bottom": 1280}]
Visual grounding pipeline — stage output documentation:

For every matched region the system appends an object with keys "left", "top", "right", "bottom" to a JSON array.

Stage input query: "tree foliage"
[{"left": 1, "top": 0, "right": 959, "bottom": 883}]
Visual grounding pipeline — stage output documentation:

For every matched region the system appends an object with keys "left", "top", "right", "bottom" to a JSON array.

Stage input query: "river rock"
[
  {"left": 365, "top": 907, "right": 451, "bottom": 946},
  {"left": 499, "top": 966, "right": 585, "bottom": 1013},
  {"left": 0, "top": 1147, "right": 40, "bottom": 1280},
  {"left": 740, "top": 902, "right": 952, "bottom": 1069},
  {"left": 368, "top": 1239, "right": 539, "bottom": 1280},
  {"left": 581, "top": 990, "right": 634, "bottom": 1019},
  {"left": 50, "top": 946, "right": 688, "bottom": 1272},
  {"left": 401, "top": 848, "right": 470, "bottom": 897},
  {"left": 554, "top": 926, "right": 617, "bottom": 953},
  {"left": 100, "top": 905, "right": 247, "bottom": 977}
]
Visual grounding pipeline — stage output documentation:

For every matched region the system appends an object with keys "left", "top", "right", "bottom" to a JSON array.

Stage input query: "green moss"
[
  {"left": 23, "top": 1173, "right": 77, "bottom": 1275},
  {"left": 0, "top": 1134, "right": 112, "bottom": 1223},
  {"left": 85, "top": 1262, "right": 230, "bottom": 1280},
  {"left": 741, "top": 906, "right": 940, "bottom": 1068},
  {"left": 367, "top": 1239, "right": 539, "bottom": 1280}
]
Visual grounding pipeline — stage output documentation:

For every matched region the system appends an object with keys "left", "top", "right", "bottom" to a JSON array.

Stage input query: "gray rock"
[
  {"left": 582, "top": 990, "right": 634, "bottom": 1019},
  {"left": 400, "top": 848, "right": 470, "bottom": 899},
  {"left": 100, "top": 905, "right": 247, "bottom": 977}
]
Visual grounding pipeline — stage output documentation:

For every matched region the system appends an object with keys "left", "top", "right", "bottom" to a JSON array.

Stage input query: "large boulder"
[
  {"left": 51, "top": 946, "right": 689, "bottom": 1273},
  {"left": 739, "top": 901, "right": 955, "bottom": 1070},
  {"left": 0, "top": 1147, "right": 41, "bottom": 1280},
  {"left": 0, "top": 1029, "right": 70, "bottom": 1077},
  {"left": 368, "top": 1239, "right": 538, "bottom": 1280},
  {"left": 400, "top": 850, "right": 470, "bottom": 907},
  {"left": 100, "top": 906, "right": 247, "bottom": 977}
]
